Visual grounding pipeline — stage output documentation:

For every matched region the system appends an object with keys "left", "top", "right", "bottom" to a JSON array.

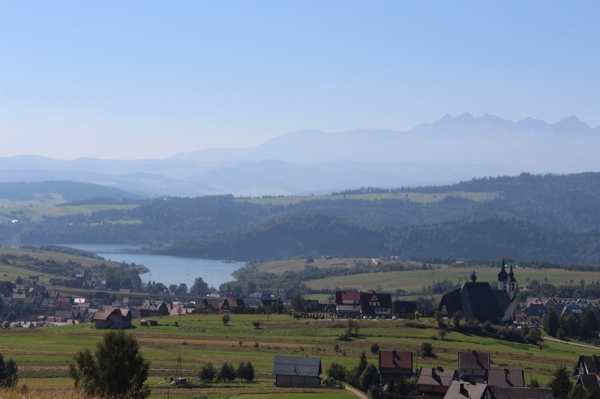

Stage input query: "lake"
[{"left": 64, "top": 244, "right": 245, "bottom": 288}]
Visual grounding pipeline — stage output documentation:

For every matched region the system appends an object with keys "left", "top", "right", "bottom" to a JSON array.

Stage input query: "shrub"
[
  {"left": 222, "top": 314, "right": 231, "bottom": 326},
  {"left": 370, "top": 343, "right": 380, "bottom": 355},
  {"left": 0, "top": 354, "right": 18, "bottom": 388},
  {"left": 69, "top": 330, "right": 150, "bottom": 398}
]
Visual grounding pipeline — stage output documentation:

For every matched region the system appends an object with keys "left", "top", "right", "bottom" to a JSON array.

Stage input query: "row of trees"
[{"left": 199, "top": 361, "right": 255, "bottom": 383}]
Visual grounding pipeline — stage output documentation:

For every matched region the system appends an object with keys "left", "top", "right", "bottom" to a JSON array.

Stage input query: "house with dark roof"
[
  {"left": 457, "top": 351, "right": 490, "bottom": 383},
  {"left": 140, "top": 300, "right": 169, "bottom": 317},
  {"left": 378, "top": 350, "right": 413, "bottom": 385},
  {"left": 489, "top": 386, "right": 553, "bottom": 399},
  {"left": 94, "top": 307, "right": 133, "bottom": 329},
  {"left": 443, "top": 380, "right": 490, "bottom": 399},
  {"left": 416, "top": 367, "right": 458, "bottom": 399},
  {"left": 486, "top": 369, "right": 524, "bottom": 388},
  {"left": 439, "top": 261, "right": 517, "bottom": 324},
  {"left": 575, "top": 355, "right": 600, "bottom": 376},
  {"left": 360, "top": 291, "right": 392, "bottom": 317},
  {"left": 335, "top": 291, "right": 361, "bottom": 316},
  {"left": 272, "top": 356, "right": 322, "bottom": 387}
]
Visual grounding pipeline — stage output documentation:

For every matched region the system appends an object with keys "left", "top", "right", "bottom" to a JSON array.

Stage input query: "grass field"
[
  {"left": 0, "top": 203, "right": 139, "bottom": 222},
  {"left": 260, "top": 258, "right": 428, "bottom": 275},
  {"left": 0, "top": 313, "right": 591, "bottom": 398},
  {"left": 240, "top": 191, "right": 499, "bottom": 206},
  {"left": 304, "top": 265, "right": 600, "bottom": 293}
]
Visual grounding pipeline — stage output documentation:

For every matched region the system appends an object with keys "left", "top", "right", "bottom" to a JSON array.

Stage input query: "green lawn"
[{"left": 1, "top": 313, "right": 591, "bottom": 397}]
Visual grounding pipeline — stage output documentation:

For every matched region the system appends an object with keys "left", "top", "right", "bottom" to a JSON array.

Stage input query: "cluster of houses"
[
  {"left": 516, "top": 296, "right": 600, "bottom": 327},
  {"left": 272, "top": 351, "right": 554, "bottom": 399},
  {"left": 0, "top": 275, "right": 286, "bottom": 328}
]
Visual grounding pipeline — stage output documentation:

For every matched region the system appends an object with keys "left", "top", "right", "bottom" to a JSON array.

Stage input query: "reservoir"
[{"left": 64, "top": 244, "right": 245, "bottom": 289}]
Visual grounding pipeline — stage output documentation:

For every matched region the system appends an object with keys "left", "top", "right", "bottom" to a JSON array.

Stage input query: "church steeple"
[
  {"left": 507, "top": 263, "right": 517, "bottom": 300},
  {"left": 498, "top": 257, "right": 508, "bottom": 290}
]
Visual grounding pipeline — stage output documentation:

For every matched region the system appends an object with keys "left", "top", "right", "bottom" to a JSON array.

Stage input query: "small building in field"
[
  {"left": 94, "top": 307, "right": 133, "bottom": 329},
  {"left": 272, "top": 356, "right": 322, "bottom": 387},
  {"left": 378, "top": 350, "right": 413, "bottom": 385}
]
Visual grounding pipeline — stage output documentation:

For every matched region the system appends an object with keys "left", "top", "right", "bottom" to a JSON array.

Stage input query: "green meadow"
[{"left": 0, "top": 313, "right": 591, "bottom": 398}]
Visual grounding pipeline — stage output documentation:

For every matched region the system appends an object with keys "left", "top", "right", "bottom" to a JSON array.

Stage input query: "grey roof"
[
  {"left": 444, "top": 380, "right": 488, "bottom": 399},
  {"left": 272, "top": 356, "right": 322, "bottom": 377},
  {"left": 491, "top": 386, "right": 553, "bottom": 399}
]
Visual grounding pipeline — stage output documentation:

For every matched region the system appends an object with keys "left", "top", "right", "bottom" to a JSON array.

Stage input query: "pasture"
[
  {"left": 0, "top": 313, "right": 590, "bottom": 398},
  {"left": 0, "top": 203, "right": 139, "bottom": 222}
]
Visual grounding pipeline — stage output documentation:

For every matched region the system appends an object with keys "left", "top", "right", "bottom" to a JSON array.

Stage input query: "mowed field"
[
  {"left": 241, "top": 191, "right": 499, "bottom": 206},
  {"left": 0, "top": 313, "right": 591, "bottom": 398},
  {"left": 301, "top": 264, "right": 600, "bottom": 293}
]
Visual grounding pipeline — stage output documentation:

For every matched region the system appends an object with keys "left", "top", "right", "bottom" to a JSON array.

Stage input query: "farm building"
[
  {"left": 378, "top": 350, "right": 413, "bottom": 385},
  {"left": 94, "top": 307, "right": 132, "bottom": 329},
  {"left": 272, "top": 356, "right": 322, "bottom": 387}
]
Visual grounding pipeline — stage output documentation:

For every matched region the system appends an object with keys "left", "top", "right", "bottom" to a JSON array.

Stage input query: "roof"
[
  {"left": 416, "top": 367, "right": 457, "bottom": 387},
  {"left": 576, "top": 355, "right": 600, "bottom": 375},
  {"left": 487, "top": 369, "right": 525, "bottom": 387},
  {"left": 94, "top": 307, "right": 131, "bottom": 321},
  {"left": 444, "top": 380, "right": 488, "bottom": 399},
  {"left": 491, "top": 386, "right": 553, "bottom": 399},
  {"left": 379, "top": 351, "right": 412, "bottom": 371},
  {"left": 335, "top": 291, "right": 361, "bottom": 304},
  {"left": 458, "top": 352, "right": 490, "bottom": 371},
  {"left": 576, "top": 374, "right": 600, "bottom": 391},
  {"left": 272, "top": 356, "right": 322, "bottom": 377}
]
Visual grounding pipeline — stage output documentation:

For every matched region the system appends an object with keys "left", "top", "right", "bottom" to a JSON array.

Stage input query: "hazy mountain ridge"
[{"left": 1, "top": 114, "right": 598, "bottom": 196}]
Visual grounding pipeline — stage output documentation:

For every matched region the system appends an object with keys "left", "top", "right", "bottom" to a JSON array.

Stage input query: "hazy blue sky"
[{"left": 1, "top": 1, "right": 598, "bottom": 159}]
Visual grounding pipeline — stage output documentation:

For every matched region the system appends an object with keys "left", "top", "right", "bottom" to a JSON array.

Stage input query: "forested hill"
[{"left": 12, "top": 172, "right": 600, "bottom": 263}]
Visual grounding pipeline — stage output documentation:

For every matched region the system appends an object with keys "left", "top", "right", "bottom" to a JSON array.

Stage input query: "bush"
[
  {"left": 69, "top": 330, "right": 150, "bottom": 398},
  {"left": 222, "top": 314, "right": 230, "bottom": 326},
  {"left": 252, "top": 321, "right": 261, "bottom": 329},
  {"left": 370, "top": 343, "right": 380, "bottom": 355},
  {"left": 0, "top": 354, "right": 18, "bottom": 388}
]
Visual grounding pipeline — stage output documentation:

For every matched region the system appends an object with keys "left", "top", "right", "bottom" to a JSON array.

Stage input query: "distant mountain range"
[{"left": 1, "top": 113, "right": 598, "bottom": 196}]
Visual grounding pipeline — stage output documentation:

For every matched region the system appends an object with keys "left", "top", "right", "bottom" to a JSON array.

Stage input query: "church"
[{"left": 439, "top": 260, "right": 517, "bottom": 324}]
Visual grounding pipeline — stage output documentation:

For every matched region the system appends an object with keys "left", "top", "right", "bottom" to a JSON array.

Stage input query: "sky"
[{"left": 1, "top": 1, "right": 599, "bottom": 160}]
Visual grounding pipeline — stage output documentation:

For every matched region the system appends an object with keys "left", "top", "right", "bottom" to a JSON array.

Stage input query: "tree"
[
  {"left": 189, "top": 277, "right": 209, "bottom": 296},
  {"left": 252, "top": 320, "right": 261, "bottom": 329},
  {"left": 327, "top": 362, "right": 347, "bottom": 382},
  {"left": 291, "top": 294, "right": 305, "bottom": 312},
  {"left": 0, "top": 354, "right": 18, "bottom": 388},
  {"left": 549, "top": 365, "right": 573, "bottom": 399},
  {"left": 199, "top": 362, "right": 216, "bottom": 383},
  {"left": 370, "top": 343, "right": 380, "bottom": 355},
  {"left": 69, "top": 330, "right": 150, "bottom": 399},
  {"left": 237, "top": 361, "right": 254, "bottom": 382},
  {"left": 218, "top": 362, "right": 236, "bottom": 382},
  {"left": 175, "top": 283, "right": 188, "bottom": 296},
  {"left": 452, "top": 311, "right": 463, "bottom": 330},
  {"left": 568, "top": 384, "right": 588, "bottom": 399},
  {"left": 359, "top": 363, "right": 381, "bottom": 393},
  {"left": 222, "top": 314, "right": 231, "bottom": 326},
  {"left": 15, "top": 276, "right": 23, "bottom": 285},
  {"left": 6, "top": 311, "right": 17, "bottom": 322},
  {"left": 420, "top": 342, "right": 435, "bottom": 358},
  {"left": 546, "top": 309, "right": 559, "bottom": 337}
]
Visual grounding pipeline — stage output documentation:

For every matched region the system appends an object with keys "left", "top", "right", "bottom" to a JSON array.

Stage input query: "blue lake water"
[{"left": 64, "top": 244, "right": 245, "bottom": 289}]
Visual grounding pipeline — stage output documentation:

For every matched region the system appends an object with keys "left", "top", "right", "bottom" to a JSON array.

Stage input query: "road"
[{"left": 543, "top": 336, "right": 600, "bottom": 350}]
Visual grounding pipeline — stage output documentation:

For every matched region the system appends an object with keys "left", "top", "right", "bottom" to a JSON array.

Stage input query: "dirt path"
[
  {"left": 543, "top": 336, "right": 600, "bottom": 350},
  {"left": 345, "top": 385, "right": 368, "bottom": 399}
]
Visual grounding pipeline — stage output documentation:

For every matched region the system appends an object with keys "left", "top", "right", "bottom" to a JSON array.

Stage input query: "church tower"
[
  {"left": 497, "top": 258, "right": 508, "bottom": 291},
  {"left": 507, "top": 263, "right": 517, "bottom": 300}
]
